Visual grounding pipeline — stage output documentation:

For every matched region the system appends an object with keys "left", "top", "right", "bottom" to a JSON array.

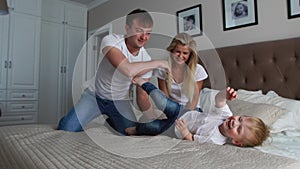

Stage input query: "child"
[{"left": 126, "top": 77, "right": 270, "bottom": 147}]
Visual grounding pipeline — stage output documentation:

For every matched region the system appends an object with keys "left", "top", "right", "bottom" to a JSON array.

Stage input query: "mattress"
[{"left": 0, "top": 124, "right": 299, "bottom": 169}]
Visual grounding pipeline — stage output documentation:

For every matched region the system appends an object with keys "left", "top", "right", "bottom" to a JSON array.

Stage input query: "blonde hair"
[
  {"left": 166, "top": 33, "right": 198, "bottom": 102},
  {"left": 242, "top": 117, "right": 270, "bottom": 147}
]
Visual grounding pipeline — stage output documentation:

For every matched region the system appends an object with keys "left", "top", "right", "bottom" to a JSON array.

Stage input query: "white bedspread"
[
  {"left": 0, "top": 124, "right": 299, "bottom": 169},
  {"left": 255, "top": 129, "right": 300, "bottom": 161}
]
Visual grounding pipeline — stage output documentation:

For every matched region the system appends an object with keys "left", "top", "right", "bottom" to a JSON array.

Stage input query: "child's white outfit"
[{"left": 175, "top": 104, "right": 232, "bottom": 145}]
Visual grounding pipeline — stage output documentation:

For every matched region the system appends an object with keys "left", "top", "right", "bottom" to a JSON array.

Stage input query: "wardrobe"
[
  {"left": 39, "top": 0, "right": 87, "bottom": 124},
  {"left": 0, "top": 0, "right": 41, "bottom": 125}
]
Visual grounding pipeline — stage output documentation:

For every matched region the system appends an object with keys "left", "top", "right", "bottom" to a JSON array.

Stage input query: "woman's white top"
[
  {"left": 89, "top": 34, "right": 152, "bottom": 100},
  {"left": 154, "top": 64, "right": 208, "bottom": 105},
  {"left": 175, "top": 104, "right": 232, "bottom": 145}
]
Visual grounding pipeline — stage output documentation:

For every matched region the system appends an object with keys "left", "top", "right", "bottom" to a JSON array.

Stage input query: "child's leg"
[
  {"left": 129, "top": 78, "right": 184, "bottom": 135},
  {"left": 135, "top": 118, "right": 176, "bottom": 135},
  {"left": 137, "top": 81, "right": 181, "bottom": 118}
]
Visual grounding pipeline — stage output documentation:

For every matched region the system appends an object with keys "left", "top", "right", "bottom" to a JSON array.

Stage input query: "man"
[{"left": 57, "top": 9, "right": 169, "bottom": 135}]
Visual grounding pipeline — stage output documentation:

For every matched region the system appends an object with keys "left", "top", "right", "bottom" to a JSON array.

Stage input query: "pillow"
[
  {"left": 236, "top": 89, "right": 267, "bottom": 103},
  {"left": 265, "top": 91, "right": 300, "bottom": 132},
  {"left": 200, "top": 88, "right": 269, "bottom": 112},
  {"left": 227, "top": 99, "right": 286, "bottom": 127},
  {"left": 199, "top": 88, "right": 285, "bottom": 126}
]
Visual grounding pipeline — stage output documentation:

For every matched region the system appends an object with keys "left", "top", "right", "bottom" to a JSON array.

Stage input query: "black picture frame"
[
  {"left": 287, "top": 0, "right": 300, "bottom": 19},
  {"left": 222, "top": 0, "right": 258, "bottom": 31},
  {"left": 176, "top": 4, "right": 202, "bottom": 36}
]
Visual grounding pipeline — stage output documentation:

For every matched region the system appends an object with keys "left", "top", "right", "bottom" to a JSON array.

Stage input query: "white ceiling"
[{"left": 67, "top": 0, "right": 108, "bottom": 9}]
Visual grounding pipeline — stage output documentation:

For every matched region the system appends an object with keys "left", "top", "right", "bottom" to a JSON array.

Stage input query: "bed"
[{"left": 1, "top": 37, "right": 300, "bottom": 169}]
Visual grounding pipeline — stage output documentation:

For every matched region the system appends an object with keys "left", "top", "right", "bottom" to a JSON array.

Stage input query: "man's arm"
[{"left": 103, "top": 46, "right": 169, "bottom": 78}]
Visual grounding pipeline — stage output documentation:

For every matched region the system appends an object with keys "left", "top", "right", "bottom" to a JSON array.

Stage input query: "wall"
[{"left": 88, "top": 0, "right": 300, "bottom": 50}]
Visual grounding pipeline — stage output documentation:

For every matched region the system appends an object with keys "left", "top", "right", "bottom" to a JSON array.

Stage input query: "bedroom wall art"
[
  {"left": 287, "top": 0, "right": 300, "bottom": 19},
  {"left": 222, "top": 0, "right": 258, "bottom": 31},
  {"left": 176, "top": 4, "right": 202, "bottom": 36}
]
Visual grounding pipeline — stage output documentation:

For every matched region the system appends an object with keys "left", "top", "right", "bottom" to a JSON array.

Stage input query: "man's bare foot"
[
  {"left": 125, "top": 126, "right": 137, "bottom": 135},
  {"left": 131, "top": 77, "right": 147, "bottom": 86}
]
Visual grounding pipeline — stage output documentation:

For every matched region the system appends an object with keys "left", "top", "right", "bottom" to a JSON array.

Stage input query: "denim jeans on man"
[{"left": 57, "top": 89, "right": 136, "bottom": 135}]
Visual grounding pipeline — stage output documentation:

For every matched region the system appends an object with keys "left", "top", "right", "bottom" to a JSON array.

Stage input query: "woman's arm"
[
  {"left": 186, "top": 80, "right": 203, "bottom": 110},
  {"left": 157, "top": 78, "right": 169, "bottom": 97}
]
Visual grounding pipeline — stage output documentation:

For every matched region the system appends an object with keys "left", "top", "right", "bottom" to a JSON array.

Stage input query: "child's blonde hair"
[
  {"left": 241, "top": 117, "right": 270, "bottom": 147},
  {"left": 166, "top": 33, "right": 198, "bottom": 102}
]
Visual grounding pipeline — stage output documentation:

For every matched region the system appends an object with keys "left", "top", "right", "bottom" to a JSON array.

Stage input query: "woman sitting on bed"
[
  {"left": 154, "top": 32, "right": 208, "bottom": 111},
  {"left": 126, "top": 77, "right": 270, "bottom": 147}
]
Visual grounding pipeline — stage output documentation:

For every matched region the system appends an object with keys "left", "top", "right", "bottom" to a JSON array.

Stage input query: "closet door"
[
  {"left": 0, "top": 15, "right": 9, "bottom": 90},
  {"left": 63, "top": 25, "right": 86, "bottom": 114},
  {"left": 41, "top": 0, "right": 64, "bottom": 24},
  {"left": 7, "top": 0, "right": 41, "bottom": 16},
  {"left": 64, "top": 3, "right": 87, "bottom": 28},
  {"left": 38, "top": 21, "right": 64, "bottom": 123},
  {"left": 7, "top": 12, "right": 40, "bottom": 90}
]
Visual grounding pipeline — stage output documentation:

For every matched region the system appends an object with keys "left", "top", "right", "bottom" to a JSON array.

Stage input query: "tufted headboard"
[{"left": 198, "top": 37, "right": 300, "bottom": 100}]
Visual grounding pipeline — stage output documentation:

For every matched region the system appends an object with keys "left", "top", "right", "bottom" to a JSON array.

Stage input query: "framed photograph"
[
  {"left": 287, "top": 0, "right": 300, "bottom": 19},
  {"left": 176, "top": 4, "right": 202, "bottom": 36},
  {"left": 222, "top": 0, "right": 258, "bottom": 31}
]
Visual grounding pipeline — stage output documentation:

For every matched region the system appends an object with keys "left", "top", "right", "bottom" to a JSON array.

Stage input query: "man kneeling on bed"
[{"left": 125, "top": 77, "right": 270, "bottom": 147}]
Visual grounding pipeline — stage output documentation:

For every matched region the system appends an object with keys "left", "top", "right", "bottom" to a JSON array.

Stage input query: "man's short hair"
[{"left": 126, "top": 8, "right": 153, "bottom": 27}]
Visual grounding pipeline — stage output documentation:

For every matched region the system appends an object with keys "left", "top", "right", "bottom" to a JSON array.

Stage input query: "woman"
[{"left": 154, "top": 33, "right": 208, "bottom": 111}]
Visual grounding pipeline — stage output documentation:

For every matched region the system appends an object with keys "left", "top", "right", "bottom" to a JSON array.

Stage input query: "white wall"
[{"left": 88, "top": 0, "right": 300, "bottom": 50}]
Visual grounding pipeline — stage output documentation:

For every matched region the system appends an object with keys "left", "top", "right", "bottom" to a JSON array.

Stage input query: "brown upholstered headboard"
[{"left": 198, "top": 37, "right": 300, "bottom": 100}]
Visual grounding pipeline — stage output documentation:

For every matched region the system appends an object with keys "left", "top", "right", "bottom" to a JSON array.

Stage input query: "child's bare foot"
[
  {"left": 125, "top": 126, "right": 137, "bottom": 135},
  {"left": 132, "top": 77, "right": 147, "bottom": 86}
]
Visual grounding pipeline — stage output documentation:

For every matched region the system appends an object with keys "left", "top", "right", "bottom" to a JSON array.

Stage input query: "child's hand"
[
  {"left": 226, "top": 87, "right": 237, "bottom": 101},
  {"left": 175, "top": 119, "right": 190, "bottom": 137}
]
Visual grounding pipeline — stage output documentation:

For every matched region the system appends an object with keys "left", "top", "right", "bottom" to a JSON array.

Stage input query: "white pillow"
[
  {"left": 200, "top": 88, "right": 265, "bottom": 112},
  {"left": 266, "top": 91, "right": 300, "bottom": 132},
  {"left": 236, "top": 89, "right": 267, "bottom": 103},
  {"left": 227, "top": 99, "right": 286, "bottom": 126},
  {"left": 199, "top": 88, "right": 288, "bottom": 131}
]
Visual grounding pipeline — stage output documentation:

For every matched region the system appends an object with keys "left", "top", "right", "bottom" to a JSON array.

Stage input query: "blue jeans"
[
  {"left": 57, "top": 89, "right": 137, "bottom": 135},
  {"left": 135, "top": 82, "right": 189, "bottom": 135}
]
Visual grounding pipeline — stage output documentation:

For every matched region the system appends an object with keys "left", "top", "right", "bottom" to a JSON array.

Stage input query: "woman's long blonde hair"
[{"left": 166, "top": 33, "right": 198, "bottom": 102}]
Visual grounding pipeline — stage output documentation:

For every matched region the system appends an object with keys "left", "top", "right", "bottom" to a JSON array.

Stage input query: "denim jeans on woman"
[{"left": 57, "top": 89, "right": 137, "bottom": 135}]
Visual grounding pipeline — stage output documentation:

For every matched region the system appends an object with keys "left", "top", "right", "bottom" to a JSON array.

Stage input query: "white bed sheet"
[{"left": 255, "top": 129, "right": 300, "bottom": 161}]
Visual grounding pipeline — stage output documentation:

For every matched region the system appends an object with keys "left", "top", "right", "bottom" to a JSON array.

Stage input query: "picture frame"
[
  {"left": 222, "top": 0, "right": 258, "bottom": 31},
  {"left": 287, "top": 0, "right": 300, "bottom": 19},
  {"left": 176, "top": 4, "right": 202, "bottom": 37}
]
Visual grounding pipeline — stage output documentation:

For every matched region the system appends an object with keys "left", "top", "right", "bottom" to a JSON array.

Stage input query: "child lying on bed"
[{"left": 125, "top": 77, "right": 270, "bottom": 147}]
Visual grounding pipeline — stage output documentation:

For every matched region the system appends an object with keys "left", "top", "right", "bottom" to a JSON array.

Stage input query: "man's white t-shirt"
[
  {"left": 89, "top": 34, "right": 152, "bottom": 100},
  {"left": 175, "top": 104, "right": 233, "bottom": 145},
  {"left": 154, "top": 64, "right": 208, "bottom": 105}
]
